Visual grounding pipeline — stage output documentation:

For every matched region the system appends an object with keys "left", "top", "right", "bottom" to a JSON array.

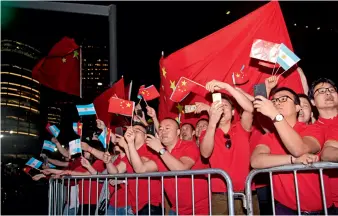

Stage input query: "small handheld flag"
[
  {"left": 76, "top": 103, "right": 96, "bottom": 116},
  {"left": 69, "top": 139, "right": 82, "bottom": 156},
  {"left": 48, "top": 163, "right": 56, "bottom": 168},
  {"left": 26, "top": 157, "right": 43, "bottom": 169},
  {"left": 46, "top": 123, "right": 60, "bottom": 137},
  {"left": 108, "top": 97, "right": 135, "bottom": 117},
  {"left": 42, "top": 140, "right": 56, "bottom": 152},
  {"left": 138, "top": 85, "right": 160, "bottom": 101},
  {"left": 277, "top": 43, "right": 300, "bottom": 71},
  {"left": 73, "top": 122, "right": 83, "bottom": 137},
  {"left": 98, "top": 128, "right": 107, "bottom": 149}
]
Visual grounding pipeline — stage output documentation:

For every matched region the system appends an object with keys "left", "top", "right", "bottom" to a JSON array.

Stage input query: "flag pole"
[
  {"left": 79, "top": 46, "right": 83, "bottom": 98},
  {"left": 128, "top": 80, "right": 133, "bottom": 101}
]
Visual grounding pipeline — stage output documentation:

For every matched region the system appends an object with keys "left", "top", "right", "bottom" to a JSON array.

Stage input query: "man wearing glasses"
[
  {"left": 199, "top": 80, "right": 257, "bottom": 215},
  {"left": 303, "top": 78, "right": 338, "bottom": 213},
  {"left": 251, "top": 87, "right": 333, "bottom": 215}
]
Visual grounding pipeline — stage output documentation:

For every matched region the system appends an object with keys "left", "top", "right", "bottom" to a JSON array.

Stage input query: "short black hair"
[
  {"left": 309, "top": 78, "right": 337, "bottom": 99},
  {"left": 271, "top": 87, "right": 300, "bottom": 105},
  {"left": 181, "top": 123, "right": 195, "bottom": 131},
  {"left": 196, "top": 118, "right": 209, "bottom": 126},
  {"left": 298, "top": 94, "right": 311, "bottom": 106},
  {"left": 163, "top": 117, "right": 180, "bottom": 129},
  {"left": 220, "top": 93, "right": 234, "bottom": 110},
  {"left": 132, "top": 121, "right": 147, "bottom": 131}
]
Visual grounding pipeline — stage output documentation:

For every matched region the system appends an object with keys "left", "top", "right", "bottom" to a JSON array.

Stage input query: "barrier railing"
[
  {"left": 48, "top": 168, "right": 235, "bottom": 216},
  {"left": 245, "top": 162, "right": 338, "bottom": 216}
]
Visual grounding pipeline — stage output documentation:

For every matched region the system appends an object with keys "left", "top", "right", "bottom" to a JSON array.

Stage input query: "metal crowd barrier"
[
  {"left": 245, "top": 162, "right": 338, "bottom": 216},
  {"left": 48, "top": 168, "right": 235, "bottom": 216}
]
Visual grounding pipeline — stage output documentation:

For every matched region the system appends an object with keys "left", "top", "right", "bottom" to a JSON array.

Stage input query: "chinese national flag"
[
  {"left": 108, "top": 97, "right": 135, "bottom": 117},
  {"left": 138, "top": 85, "right": 160, "bottom": 101},
  {"left": 32, "top": 37, "right": 80, "bottom": 96},
  {"left": 77, "top": 122, "right": 83, "bottom": 137},
  {"left": 170, "top": 77, "right": 208, "bottom": 102},
  {"left": 93, "top": 78, "right": 125, "bottom": 126},
  {"left": 158, "top": 1, "right": 305, "bottom": 126}
]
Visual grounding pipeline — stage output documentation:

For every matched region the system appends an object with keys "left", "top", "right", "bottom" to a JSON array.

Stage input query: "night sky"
[{"left": 2, "top": 1, "right": 338, "bottom": 141}]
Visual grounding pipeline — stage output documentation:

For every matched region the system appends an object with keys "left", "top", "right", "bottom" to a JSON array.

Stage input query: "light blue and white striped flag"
[
  {"left": 277, "top": 43, "right": 300, "bottom": 71},
  {"left": 42, "top": 140, "right": 56, "bottom": 152},
  {"left": 69, "top": 139, "right": 82, "bottom": 155},
  {"left": 76, "top": 103, "right": 96, "bottom": 116},
  {"left": 48, "top": 125, "right": 60, "bottom": 137},
  {"left": 48, "top": 163, "right": 56, "bottom": 168},
  {"left": 98, "top": 128, "right": 107, "bottom": 149},
  {"left": 26, "top": 157, "right": 42, "bottom": 169}
]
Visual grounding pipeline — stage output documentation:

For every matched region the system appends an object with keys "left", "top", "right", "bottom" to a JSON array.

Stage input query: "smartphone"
[
  {"left": 115, "top": 127, "right": 124, "bottom": 136},
  {"left": 212, "top": 93, "right": 222, "bottom": 102},
  {"left": 184, "top": 105, "right": 197, "bottom": 114},
  {"left": 146, "top": 124, "right": 155, "bottom": 136},
  {"left": 136, "top": 109, "right": 143, "bottom": 117},
  {"left": 254, "top": 83, "right": 267, "bottom": 98}
]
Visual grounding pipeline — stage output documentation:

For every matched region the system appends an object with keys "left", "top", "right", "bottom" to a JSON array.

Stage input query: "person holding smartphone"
[{"left": 200, "top": 79, "right": 259, "bottom": 215}]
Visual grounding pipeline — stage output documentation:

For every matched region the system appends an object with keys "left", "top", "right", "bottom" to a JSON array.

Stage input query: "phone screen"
[
  {"left": 115, "top": 127, "right": 124, "bottom": 136},
  {"left": 146, "top": 124, "right": 155, "bottom": 136},
  {"left": 212, "top": 93, "right": 222, "bottom": 102},
  {"left": 136, "top": 109, "right": 143, "bottom": 117},
  {"left": 254, "top": 83, "right": 267, "bottom": 98}
]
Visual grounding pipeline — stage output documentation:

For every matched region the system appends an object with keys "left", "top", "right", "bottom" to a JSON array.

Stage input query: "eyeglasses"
[
  {"left": 271, "top": 95, "right": 295, "bottom": 105},
  {"left": 224, "top": 134, "right": 231, "bottom": 149},
  {"left": 314, "top": 87, "right": 337, "bottom": 95}
]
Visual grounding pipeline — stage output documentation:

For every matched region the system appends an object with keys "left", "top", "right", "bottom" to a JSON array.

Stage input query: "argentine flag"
[
  {"left": 98, "top": 128, "right": 107, "bottom": 149},
  {"left": 277, "top": 44, "right": 300, "bottom": 71},
  {"left": 69, "top": 139, "right": 82, "bottom": 155},
  {"left": 76, "top": 103, "right": 96, "bottom": 116},
  {"left": 42, "top": 140, "right": 56, "bottom": 152},
  {"left": 48, "top": 125, "right": 60, "bottom": 137},
  {"left": 48, "top": 163, "right": 56, "bottom": 168},
  {"left": 26, "top": 157, "right": 42, "bottom": 169}
]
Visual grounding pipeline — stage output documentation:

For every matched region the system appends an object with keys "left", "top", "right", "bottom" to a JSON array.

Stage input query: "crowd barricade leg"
[
  {"left": 48, "top": 168, "right": 235, "bottom": 216},
  {"left": 245, "top": 162, "right": 338, "bottom": 216}
]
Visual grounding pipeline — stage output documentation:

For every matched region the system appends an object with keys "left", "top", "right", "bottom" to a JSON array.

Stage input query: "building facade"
[{"left": 1, "top": 40, "right": 41, "bottom": 157}]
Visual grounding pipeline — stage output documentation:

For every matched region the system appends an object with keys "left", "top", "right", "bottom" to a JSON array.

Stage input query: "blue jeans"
[
  {"left": 107, "top": 205, "right": 134, "bottom": 215},
  {"left": 168, "top": 209, "right": 176, "bottom": 215},
  {"left": 63, "top": 204, "right": 76, "bottom": 215}
]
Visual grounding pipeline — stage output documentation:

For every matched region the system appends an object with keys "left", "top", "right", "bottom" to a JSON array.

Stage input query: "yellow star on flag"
[
  {"left": 181, "top": 80, "right": 187, "bottom": 86},
  {"left": 162, "top": 67, "right": 167, "bottom": 78},
  {"left": 62, "top": 58, "right": 67, "bottom": 63},
  {"left": 176, "top": 103, "right": 183, "bottom": 114},
  {"left": 126, "top": 103, "right": 131, "bottom": 108},
  {"left": 170, "top": 80, "right": 176, "bottom": 91}
]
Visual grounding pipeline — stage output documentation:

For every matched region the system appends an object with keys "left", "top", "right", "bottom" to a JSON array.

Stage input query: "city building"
[
  {"left": 81, "top": 42, "right": 110, "bottom": 135},
  {"left": 1, "top": 39, "right": 42, "bottom": 159},
  {"left": 81, "top": 43, "right": 110, "bottom": 102}
]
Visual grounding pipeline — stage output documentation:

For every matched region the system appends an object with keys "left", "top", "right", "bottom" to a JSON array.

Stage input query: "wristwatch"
[
  {"left": 159, "top": 148, "right": 166, "bottom": 156},
  {"left": 272, "top": 114, "right": 284, "bottom": 123}
]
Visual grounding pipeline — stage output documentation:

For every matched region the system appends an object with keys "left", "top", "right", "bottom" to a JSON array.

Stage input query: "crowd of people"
[{"left": 29, "top": 75, "right": 338, "bottom": 215}]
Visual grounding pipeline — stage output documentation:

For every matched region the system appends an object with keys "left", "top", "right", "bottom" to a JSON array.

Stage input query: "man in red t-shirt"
[
  {"left": 251, "top": 87, "right": 333, "bottom": 214},
  {"left": 199, "top": 80, "right": 257, "bottom": 215},
  {"left": 144, "top": 118, "right": 209, "bottom": 215},
  {"left": 303, "top": 78, "right": 338, "bottom": 213}
]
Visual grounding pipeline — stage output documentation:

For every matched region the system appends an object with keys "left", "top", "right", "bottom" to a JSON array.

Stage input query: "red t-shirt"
[
  {"left": 249, "top": 126, "right": 267, "bottom": 189},
  {"left": 120, "top": 144, "right": 162, "bottom": 213},
  {"left": 64, "top": 157, "right": 82, "bottom": 187},
  {"left": 259, "top": 122, "right": 332, "bottom": 211},
  {"left": 200, "top": 122, "right": 251, "bottom": 192},
  {"left": 304, "top": 116, "right": 338, "bottom": 207},
  {"left": 154, "top": 140, "right": 209, "bottom": 215},
  {"left": 77, "top": 160, "right": 105, "bottom": 205},
  {"left": 109, "top": 156, "right": 129, "bottom": 208}
]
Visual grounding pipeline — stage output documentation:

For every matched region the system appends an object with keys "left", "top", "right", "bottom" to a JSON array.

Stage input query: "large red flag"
[
  {"left": 32, "top": 37, "right": 80, "bottom": 96},
  {"left": 158, "top": 1, "right": 305, "bottom": 125},
  {"left": 93, "top": 78, "right": 125, "bottom": 126}
]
